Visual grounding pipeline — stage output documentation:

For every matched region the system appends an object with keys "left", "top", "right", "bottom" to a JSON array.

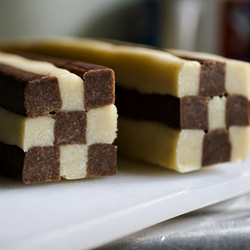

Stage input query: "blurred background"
[{"left": 0, "top": 0, "right": 249, "bottom": 61}]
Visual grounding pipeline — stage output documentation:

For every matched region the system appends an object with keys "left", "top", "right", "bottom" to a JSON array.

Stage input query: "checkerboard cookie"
[{"left": 0, "top": 51, "right": 117, "bottom": 183}]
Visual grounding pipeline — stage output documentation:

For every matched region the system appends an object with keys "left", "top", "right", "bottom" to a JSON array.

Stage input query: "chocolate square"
[
  {"left": 0, "top": 143, "right": 61, "bottom": 184},
  {"left": 0, "top": 63, "right": 62, "bottom": 117},
  {"left": 226, "top": 95, "right": 249, "bottom": 126},
  {"left": 24, "top": 76, "right": 62, "bottom": 117},
  {"left": 199, "top": 61, "right": 226, "bottom": 96},
  {"left": 181, "top": 96, "right": 208, "bottom": 130},
  {"left": 54, "top": 111, "right": 87, "bottom": 145},
  {"left": 202, "top": 129, "right": 231, "bottom": 166},
  {"left": 86, "top": 143, "right": 117, "bottom": 177},
  {"left": 84, "top": 69, "right": 115, "bottom": 111},
  {"left": 23, "top": 146, "right": 60, "bottom": 184}
]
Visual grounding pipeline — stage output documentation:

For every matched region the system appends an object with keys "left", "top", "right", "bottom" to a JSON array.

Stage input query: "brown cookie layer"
[
  {"left": 202, "top": 129, "right": 231, "bottom": 166},
  {"left": 0, "top": 63, "right": 62, "bottom": 117},
  {"left": 54, "top": 111, "right": 87, "bottom": 145},
  {"left": 23, "top": 146, "right": 60, "bottom": 184},
  {"left": 226, "top": 95, "right": 250, "bottom": 126},
  {"left": 180, "top": 95, "right": 208, "bottom": 130},
  {"left": 0, "top": 142, "right": 60, "bottom": 184},
  {"left": 116, "top": 86, "right": 209, "bottom": 130},
  {"left": 86, "top": 143, "right": 117, "bottom": 177}
]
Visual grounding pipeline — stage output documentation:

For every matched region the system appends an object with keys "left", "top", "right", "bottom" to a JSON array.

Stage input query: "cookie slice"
[{"left": 0, "top": 51, "right": 117, "bottom": 183}]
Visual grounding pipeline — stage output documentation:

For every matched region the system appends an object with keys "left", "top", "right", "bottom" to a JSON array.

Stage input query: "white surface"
[{"left": 1, "top": 156, "right": 250, "bottom": 250}]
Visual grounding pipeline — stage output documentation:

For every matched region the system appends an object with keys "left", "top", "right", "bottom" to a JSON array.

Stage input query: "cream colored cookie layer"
[
  {"left": 168, "top": 49, "right": 250, "bottom": 99},
  {"left": 0, "top": 106, "right": 55, "bottom": 152},
  {"left": 0, "top": 105, "right": 117, "bottom": 179},
  {"left": 208, "top": 96, "right": 226, "bottom": 131},
  {"left": 229, "top": 126, "right": 250, "bottom": 163},
  {"left": 0, "top": 38, "right": 201, "bottom": 98},
  {"left": 117, "top": 117, "right": 250, "bottom": 172},
  {"left": 117, "top": 117, "right": 204, "bottom": 173},
  {"left": 0, "top": 103, "right": 117, "bottom": 153},
  {"left": 0, "top": 51, "right": 84, "bottom": 111},
  {"left": 60, "top": 144, "right": 88, "bottom": 179},
  {"left": 86, "top": 104, "right": 118, "bottom": 145}
]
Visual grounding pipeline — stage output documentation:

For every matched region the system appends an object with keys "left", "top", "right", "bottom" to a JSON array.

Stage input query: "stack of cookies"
[{"left": 0, "top": 38, "right": 249, "bottom": 181}]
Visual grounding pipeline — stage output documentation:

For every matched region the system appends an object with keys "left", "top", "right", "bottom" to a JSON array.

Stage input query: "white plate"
[{"left": 1, "top": 156, "right": 250, "bottom": 250}]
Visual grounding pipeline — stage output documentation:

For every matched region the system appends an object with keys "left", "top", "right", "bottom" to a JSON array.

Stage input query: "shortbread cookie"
[
  {"left": 1, "top": 38, "right": 249, "bottom": 172},
  {"left": 0, "top": 51, "right": 117, "bottom": 183}
]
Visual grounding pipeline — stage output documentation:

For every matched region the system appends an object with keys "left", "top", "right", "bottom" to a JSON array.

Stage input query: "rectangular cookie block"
[
  {"left": 1, "top": 38, "right": 250, "bottom": 172},
  {"left": 0, "top": 51, "right": 117, "bottom": 183},
  {"left": 115, "top": 48, "right": 250, "bottom": 172}
]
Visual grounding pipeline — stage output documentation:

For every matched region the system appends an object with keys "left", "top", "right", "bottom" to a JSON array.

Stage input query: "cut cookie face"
[{"left": 0, "top": 51, "right": 117, "bottom": 183}]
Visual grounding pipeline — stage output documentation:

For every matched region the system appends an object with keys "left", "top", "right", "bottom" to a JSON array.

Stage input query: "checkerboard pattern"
[
  {"left": 115, "top": 55, "right": 250, "bottom": 168},
  {"left": 176, "top": 56, "right": 250, "bottom": 166},
  {"left": 0, "top": 52, "right": 117, "bottom": 184},
  {"left": 1, "top": 39, "right": 249, "bottom": 171}
]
